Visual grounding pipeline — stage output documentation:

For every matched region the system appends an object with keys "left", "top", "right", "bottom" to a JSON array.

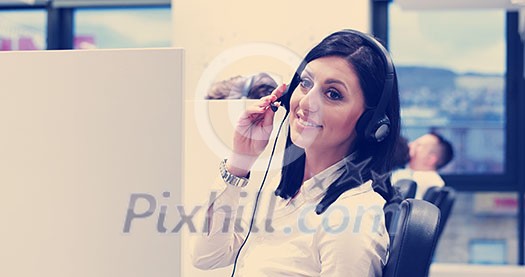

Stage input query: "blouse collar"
[{"left": 299, "top": 152, "right": 368, "bottom": 202}]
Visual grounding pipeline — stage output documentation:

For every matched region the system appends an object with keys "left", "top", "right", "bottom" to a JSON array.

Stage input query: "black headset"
[
  {"left": 349, "top": 29, "right": 395, "bottom": 143},
  {"left": 231, "top": 30, "right": 396, "bottom": 276},
  {"left": 278, "top": 30, "right": 395, "bottom": 143}
]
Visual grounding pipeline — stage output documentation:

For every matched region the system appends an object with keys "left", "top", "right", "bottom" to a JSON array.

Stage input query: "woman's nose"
[{"left": 299, "top": 86, "right": 321, "bottom": 113}]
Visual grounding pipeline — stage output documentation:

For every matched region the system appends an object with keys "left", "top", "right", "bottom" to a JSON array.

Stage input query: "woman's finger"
[
  {"left": 257, "top": 83, "right": 287, "bottom": 110},
  {"left": 271, "top": 83, "right": 287, "bottom": 99}
]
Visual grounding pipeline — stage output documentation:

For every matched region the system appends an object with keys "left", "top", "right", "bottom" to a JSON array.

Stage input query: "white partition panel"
[{"left": 0, "top": 48, "right": 184, "bottom": 277}]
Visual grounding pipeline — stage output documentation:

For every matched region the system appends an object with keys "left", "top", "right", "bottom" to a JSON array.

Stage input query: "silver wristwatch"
[{"left": 219, "top": 158, "right": 249, "bottom": 188}]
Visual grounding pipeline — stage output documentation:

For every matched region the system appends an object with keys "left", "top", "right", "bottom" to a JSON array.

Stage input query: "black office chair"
[
  {"left": 392, "top": 179, "right": 417, "bottom": 199},
  {"left": 383, "top": 199, "right": 441, "bottom": 277},
  {"left": 422, "top": 186, "right": 456, "bottom": 239}
]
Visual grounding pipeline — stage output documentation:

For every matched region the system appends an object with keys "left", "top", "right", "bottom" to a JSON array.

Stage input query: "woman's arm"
[
  {"left": 191, "top": 180, "right": 246, "bottom": 269},
  {"left": 192, "top": 84, "right": 287, "bottom": 269}
]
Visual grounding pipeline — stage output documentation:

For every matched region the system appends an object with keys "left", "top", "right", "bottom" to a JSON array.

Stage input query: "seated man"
[{"left": 391, "top": 132, "right": 455, "bottom": 199}]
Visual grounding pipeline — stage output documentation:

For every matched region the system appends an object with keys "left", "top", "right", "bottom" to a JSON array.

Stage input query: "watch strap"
[{"left": 219, "top": 158, "right": 249, "bottom": 188}]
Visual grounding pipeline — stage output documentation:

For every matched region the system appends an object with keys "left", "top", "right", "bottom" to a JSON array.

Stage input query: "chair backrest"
[
  {"left": 383, "top": 199, "right": 441, "bottom": 277},
  {"left": 422, "top": 186, "right": 456, "bottom": 239},
  {"left": 393, "top": 179, "right": 417, "bottom": 199}
]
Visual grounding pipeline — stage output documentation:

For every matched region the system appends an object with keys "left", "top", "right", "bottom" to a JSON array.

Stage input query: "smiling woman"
[{"left": 191, "top": 29, "right": 402, "bottom": 277}]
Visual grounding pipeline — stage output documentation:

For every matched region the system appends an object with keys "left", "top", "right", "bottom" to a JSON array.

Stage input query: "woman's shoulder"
[
  {"left": 335, "top": 180, "right": 386, "bottom": 208},
  {"left": 319, "top": 181, "right": 386, "bottom": 233}
]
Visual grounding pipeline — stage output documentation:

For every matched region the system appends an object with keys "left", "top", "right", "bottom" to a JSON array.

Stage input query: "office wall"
[
  {"left": 172, "top": 0, "right": 371, "bottom": 100},
  {"left": 173, "top": 1, "right": 371, "bottom": 276}
]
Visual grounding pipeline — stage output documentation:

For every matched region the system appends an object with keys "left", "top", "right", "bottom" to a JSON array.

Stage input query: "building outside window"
[
  {"left": 389, "top": 3, "right": 518, "bottom": 264},
  {"left": 0, "top": 10, "right": 46, "bottom": 50},
  {"left": 74, "top": 7, "right": 171, "bottom": 49},
  {"left": 0, "top": 6, "right": 171, "bottom": 51},
  {"left": 390, "top": 4, "right": 505, "bottom": 175}
]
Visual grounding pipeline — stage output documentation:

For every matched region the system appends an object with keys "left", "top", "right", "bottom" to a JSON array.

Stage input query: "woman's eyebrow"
[
  {"left": 302, "top": 69, "right": 313, "bottom": 78},
  {"left": 325, "top": 79, "right": 348, "bottom": 91},
  {"left": 302, "top": 69, "right": 348, "bottom": 91}
]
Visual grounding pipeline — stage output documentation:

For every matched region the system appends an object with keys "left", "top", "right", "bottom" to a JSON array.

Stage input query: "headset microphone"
[
  {"left": 270, "top": 102, "right": 279, "bottom": 112},
  {"left": 269, "top": 83, "right": 292, "bottom": 112},
  {"left": 230, "top": 30, "right": 395, "bottom": 276}
]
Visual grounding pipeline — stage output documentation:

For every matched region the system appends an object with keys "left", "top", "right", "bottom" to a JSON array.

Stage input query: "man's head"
[{"left": 408, "top": 132, "right": 454, "bottom": 171}]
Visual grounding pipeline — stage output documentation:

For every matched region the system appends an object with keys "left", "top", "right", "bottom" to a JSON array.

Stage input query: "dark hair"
[
  {"left": 392, "top": 136, "right": 410, "bottom": 170},
  {"left": 275, "top": 30, "right": 401, "bottom": 214},
  {"left": 430, "top": 132, "right": 454, "bottom": 170}
]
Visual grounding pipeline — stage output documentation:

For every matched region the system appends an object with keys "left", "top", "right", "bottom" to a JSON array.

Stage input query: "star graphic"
[
  {"left": 310, "top": 177, "right": 325, "bottom": 191},
  {"left": 371, "top": 170, "right": 391, "bottom": 196},
  {"left": 334, "top": 157, "right": 371, "bottom": 188}
]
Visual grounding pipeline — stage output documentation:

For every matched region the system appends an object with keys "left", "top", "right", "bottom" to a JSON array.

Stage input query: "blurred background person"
[{"left": 391, "top": 132, "right": 454, "bottom": 199}]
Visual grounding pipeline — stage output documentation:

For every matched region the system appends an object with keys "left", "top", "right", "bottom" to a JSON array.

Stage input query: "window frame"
[
  {"left": 0, "top": 1, "right": 171, "bottom": 50},
  {"left": 439, "top": 12, "right": 521, "bottom": 192},
  {"left": 375, "top": 1, "right": 525, "bottom": 265}
]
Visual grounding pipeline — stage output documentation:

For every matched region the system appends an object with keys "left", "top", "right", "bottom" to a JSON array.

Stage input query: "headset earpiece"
[
  {"left": 356, "top": 110, "right": 391, "bottom": 142},
  {"left": 344, "top": 29, "right": 395, "bottom": 143},
  {"left": 373, "top": 114, "right": 391, "bottom": 142}
]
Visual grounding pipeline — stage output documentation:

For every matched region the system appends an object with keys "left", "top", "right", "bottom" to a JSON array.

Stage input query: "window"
[
  {"left": 388, "top": 2, "right": 525, "bottom": 266},
  {"left": 74, "top": 7, "right": 171, "bottom": 49},
  {"left": 389, "top": 4, "right": 506, "bottom": 174},
  {"left": 1, "top": 1, "right": 172, "bottom": 50},
  {"left": 0, "top": 9, "right": 46, "bottom": 51}
]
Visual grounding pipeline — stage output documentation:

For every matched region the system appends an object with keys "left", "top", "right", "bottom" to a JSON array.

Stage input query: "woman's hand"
[{"left": 227, "top": 84, "right": 287, "bottom": 177}]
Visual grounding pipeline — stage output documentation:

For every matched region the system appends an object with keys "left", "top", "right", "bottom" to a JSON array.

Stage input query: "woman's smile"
[
  {"left": 289, "top": 56, "right": 365, "bottom": 159},
  {"left": 295, "top": 112, "right": 323, "bottom": 129}
]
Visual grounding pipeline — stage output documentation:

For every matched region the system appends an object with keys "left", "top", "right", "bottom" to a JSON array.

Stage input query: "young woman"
[{"left": 192, "top": 29, "right": 401, "bottom": 276}]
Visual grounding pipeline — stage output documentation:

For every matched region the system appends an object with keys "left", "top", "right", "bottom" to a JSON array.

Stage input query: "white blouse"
[{"left": 191, "top": 158, "right": 389, "bottom": 276}]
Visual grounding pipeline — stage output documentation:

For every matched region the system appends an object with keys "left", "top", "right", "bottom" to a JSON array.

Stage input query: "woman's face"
[{"left": 289, "top": 56, "right": 366, "bottom": 158}]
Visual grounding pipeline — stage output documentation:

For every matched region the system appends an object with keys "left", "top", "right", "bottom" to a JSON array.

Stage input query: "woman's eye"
[
  {"left": 325, "top": 89, "right": 343, "bottom": 100},
  {"left": 299, "top": 78, "right": 313, "bottom": 89}
]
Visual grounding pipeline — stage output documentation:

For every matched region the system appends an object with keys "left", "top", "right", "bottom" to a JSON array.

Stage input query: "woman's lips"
[{"left": 296, "top": 114, "right": 322, "bottom": 128}]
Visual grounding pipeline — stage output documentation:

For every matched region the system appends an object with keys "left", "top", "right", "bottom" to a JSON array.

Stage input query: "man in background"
[{"left": 391, "top": 132, "right": 455, "bottom": 199}]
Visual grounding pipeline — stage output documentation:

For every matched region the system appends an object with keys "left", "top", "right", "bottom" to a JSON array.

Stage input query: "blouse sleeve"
[
  {"left": 190, "top": 173, "right": 249, "bottom": 270},
  {"left": 316, "top": 202, "right": 389, "bottom": 277}
]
